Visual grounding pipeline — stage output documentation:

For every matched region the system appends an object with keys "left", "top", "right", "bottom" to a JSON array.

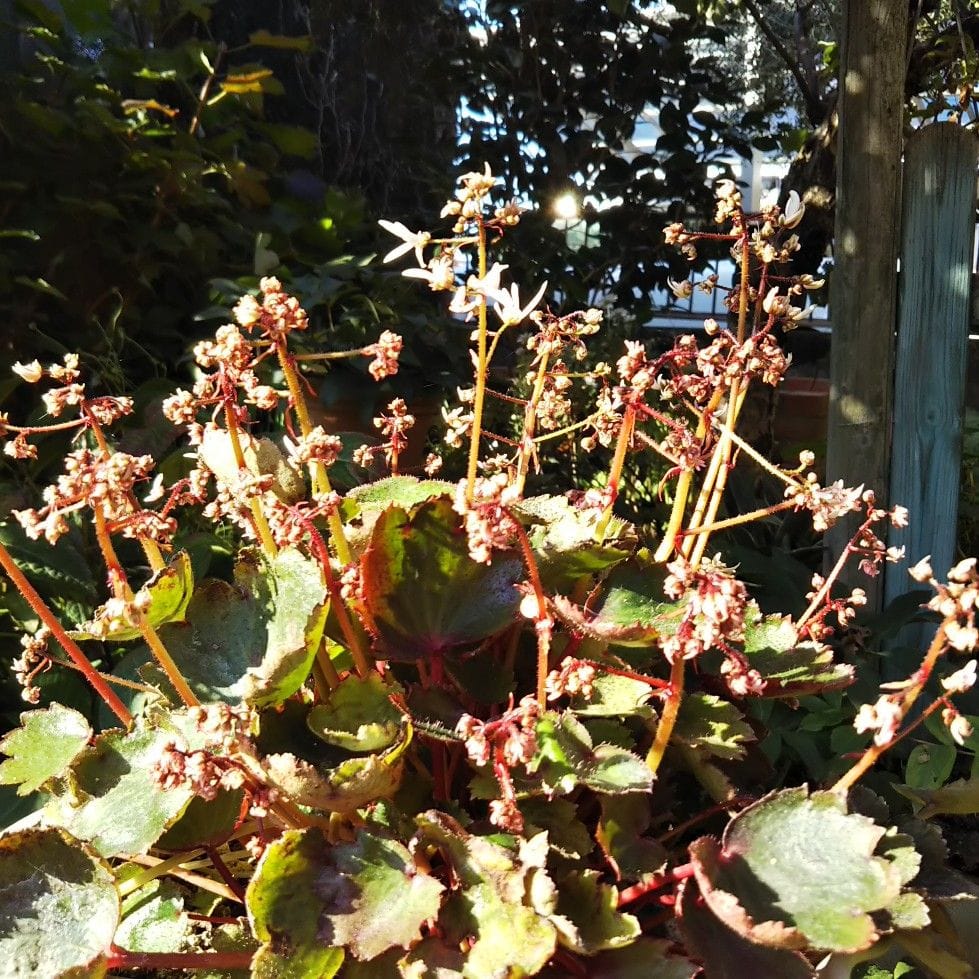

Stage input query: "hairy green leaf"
[
  {"left": 0, "top": 704, "right": 91, "bottom": 796},
  {"left": 673, "top": 693, "right": 755, "bottom": 761},
  {"left": 0, "top": 828, "right": 119, "bottom": 977},
  {"left": 690, "top": 788, "right": 918, "bottom": 953},
  {"left": 307, "top": 673, "right": 404, "bottom": 752},
  {"left": 247, "top": 827, "right": 442, "bottom": 967},
  {"left": 530, "top": 711, "right": 654, "bottom": 795}
]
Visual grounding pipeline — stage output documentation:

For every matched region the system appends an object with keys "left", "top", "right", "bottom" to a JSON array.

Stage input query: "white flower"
[
  {"left": 403, "top": 254, "right": 455, "bottom": 291},
  {"left": 491, "top": 280, "right": 548, "bottom": 328},
  {"left": 12, "top": 360, "right": 43, "bottom": 383},
  {"left": 945, "top": 621, "right": 979, "bottom": 653},
  {"left": 942, "top": 660, "right": 978, "bottom": 694},
  {"left": 782, "top": 190, "right": 805, "bottom": 229},
  {"left": 949, "top": 558, "right": 977, "bottom": 583},
  {"left": 908, "top": 556, "right": 933, "bottom": 583},
  {"left": 889, "top": 505, "right": 909, "bottom": 529},
  {"left": 378, "top": 220, "right": 431, "bottom": 265},
  {"left": 667, "top": 277, "right": 693, "bottom": 300}
]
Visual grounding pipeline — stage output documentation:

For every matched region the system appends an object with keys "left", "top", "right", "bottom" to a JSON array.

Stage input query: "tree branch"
[{"left": 740, "top": 0, "right": 826, "bottom": 125}]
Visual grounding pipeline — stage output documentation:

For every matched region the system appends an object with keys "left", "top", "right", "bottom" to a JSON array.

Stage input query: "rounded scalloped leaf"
[
  {"left": 346, "top": 474, "right": 455, "bottom": 512},
  {"left": 552, "top": 563, "right": 683, "bottom": 647},
  {"left": 307, "top": 672, "right": 404, "bottom": 752},
  {"left": 515, "top": 494, "right": 634, "bottom": 586},
  {"left": 157, "top": 548, "right": 328, "bottom": 707},
  {"left": 552, "top": 869, "right": 640, "bottom": 954},
  {"left": 258, "top": 723, "right": 411, "bottom": 813},
  {"left": 247, "top": 827, "right": 443, "bottom": 968},
  {"left": 530, "top": 711, "right": 654, "bottom": 796},
  {"left": 360, "top": 498, "right": 522, "bottom": 659},
  {"left": 70, "top": 550, "right": 193, "bottom": 642},
  {"left": 689, "top": 787, "right": 908, "bottom": 953},
  {"left": 741, "top": 605, "right": 854, "bottom": 697},
  {"left": 676, "top": 877, "right": 816, "bottom": 979},
  {"left": 45, "top": 724, "right": 194, "bottom": 858},
  {"left": 0, "top": 703, "right": 92, "bottom": 797},
  {"left": 0, "top": 828, "right": 119, "bottom": 977}
]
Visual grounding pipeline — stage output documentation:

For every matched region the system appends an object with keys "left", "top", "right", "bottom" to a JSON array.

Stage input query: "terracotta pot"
[{"left": 773, "top": 376, "right": 830, "bottom": 446}]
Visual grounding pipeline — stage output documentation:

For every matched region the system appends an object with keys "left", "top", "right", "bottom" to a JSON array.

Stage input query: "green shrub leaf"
[
  {"left": 552, "top": 869, "right": 641, "bottom": 954},
  {"left": 158, "top": 548, "right": 327, "bottom": 707},
  {"left": 45, "top": 724, "right": 194, "bottom": 857},
  {"left": 677, "top": 877, "right": 816, "bottom": 978},
  {"left": 674, "top": 694, "right": 755, "bottom": 761},
  {"left": 307, "top": 672, "right": 404, "bottom": 752},
  {"left": 415, "top": 812, "right": 557, "bottom": 977},
  {"left": 741, "top": 607, "right": 854, "bottom": 697},
  {"left": 71, "top": 550, "right": 193, "bottom": 642}
]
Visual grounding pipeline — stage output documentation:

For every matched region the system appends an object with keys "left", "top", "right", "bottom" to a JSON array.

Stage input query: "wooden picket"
[{"left": 884, "top": 124, "right": 979, "bottom": 638}]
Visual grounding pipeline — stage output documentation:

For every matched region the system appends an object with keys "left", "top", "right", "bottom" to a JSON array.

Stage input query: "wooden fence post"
[
  {"left": 825, "top": 0, "right": 908, "bottom": 612},
  {"left": 885, "top": 124, "right": 978, "bottom": 640}
]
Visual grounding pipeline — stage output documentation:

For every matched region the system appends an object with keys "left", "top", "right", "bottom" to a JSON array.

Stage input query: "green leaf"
[
  {"left": 247, "top": 29, "right": 314, "bottom": 52},
  {"left": 257, "top": 711, "right": 411, "bottom": 814},
  {"left": 689, "top": 788, "right": 914, "bottom": 953},
  {"left": 71, "top": 551, "right": 193, "bottom": 642},
  {"left": 0, "top": 704, "right": 91, "bottom": 796},
  {"left": 570, "top": 671, "right": 656, "bottom": 719},
  {"left": 894, "top": 777, "right": 979, "bottom": 819},
  {"left": 677, "top": 877, "right": 816, "bottom": 978},
  {"left": 552, "top": 563, "right": 683, "bottom": 647},
  {"left": 530, "top": 711, "right": 654, "bottom": 795},
  {"left": 564, "top": 937, "right": 699, "bottom": 978},
  {"left": 673, "top": 694, "right": 755, "bottom": 761},
  {"left": 247, "top": 828, "right": 442, "bottom": 967},
  {"left": 160, "top": 549, "right": 328, "bottom": 707},
  {"left": 0, "top": 828, "right": 119, "bottom": 977},
  {"left": 45, "top": 723, "right": 194, "bottom": 857},
  {"left": 307, "top": 673, "right": 404, "bottom": 752},
  {"left": 516, "top": 494, "right": 633, "bottom": 586},
  {"left": 115, "top": 879, "right": 189, "bottom": 953},
  {"left": 597, "top": 795, "right": 668, "bottom": 882},
  {"left": 741, "top": 606, "right": 854, "bottom": 697},
  {"left": 360, "top": 499, "right": 522, "bottom": 659},
  {"left": 415, "top": 812, "right": 558, "bottom": 977},
  {"left": 156, "top": 787, "right": 245, "bottom": 850},
  {"left": 552, "top": 869, "right": 640, "bottom": 954},
  {"left": 0, "top": 522, "right": 97, "bottom": 605},
  {"left": 905, "top": 742, "right": 957, "bottom": 791}
]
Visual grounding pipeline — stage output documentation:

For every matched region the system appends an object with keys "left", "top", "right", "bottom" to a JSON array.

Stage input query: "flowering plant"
[{"left": 1, "top": 169, "right": 979, "bottom": 978}]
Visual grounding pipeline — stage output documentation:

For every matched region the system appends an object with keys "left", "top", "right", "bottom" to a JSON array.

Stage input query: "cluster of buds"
[
  {"left": 453, "top": 473, "right": 522, "bottom": 564},
  {"left": 352, "top": 398, "right": 415, "bottom": 473},
  {"left": 232, "top": 276, "right": 309, "bottom": 339},
  {"left": 663, "top": 556, "right": 751, "bottom": 664},
  {"left": 11, "top": 628, "right": 51, "bottom": 704},
  {"left": 853, "top": 558, "right": 979, "bottom": 749},
  {"left": 544, "top": 657, "right": 597, "bottom": 701},
  {"left": 455, "top": 695, "right": 541, "bottom": 832}
]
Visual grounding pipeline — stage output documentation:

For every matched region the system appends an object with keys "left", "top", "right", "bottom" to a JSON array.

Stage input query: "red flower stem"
[
  {"left": 617, "top": 862, "right": 695, "bottom": 907},
  {"left": 92, "top": 508, "right": 199, "bottom": 709},
  {"left": 106, "top": 949, "right": 254, "bottom": 971},
  {"left": 510, "top": 519, "right": 552, "bottom": 706},
  {"left": 833, "top": 622, "right": 949, "bottom": 795},
  {"left": 596, "top": 402, "right": 636, "bottom": 539},
  {"left": 646, "top": 656, "right": 685, "bottom": 774},
  {"left": 580, "top": 660, "right": 669, "bottom": 691},
  {"left": 295, "top": 510, "right": 371, "bottom": 677},
  {"left": 658, "top": 795, "right": 755, "bottom": 844},
  {"left": 465, "top": 220, "right": 489, "bottom": 505},
  {"left": 205, "top": 846, "right": 246, "bottom": 902},
  {"left": 0, "top": 539, "right": 132, "bottom": 726}
]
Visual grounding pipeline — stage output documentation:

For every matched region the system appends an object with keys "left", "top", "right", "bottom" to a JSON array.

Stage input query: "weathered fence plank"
[
  {"left": 826, "top": 0, "right": 909, "bottom": 612},
  {"left": 885, "top": 124, "right": 978, "bottom": 620}
]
